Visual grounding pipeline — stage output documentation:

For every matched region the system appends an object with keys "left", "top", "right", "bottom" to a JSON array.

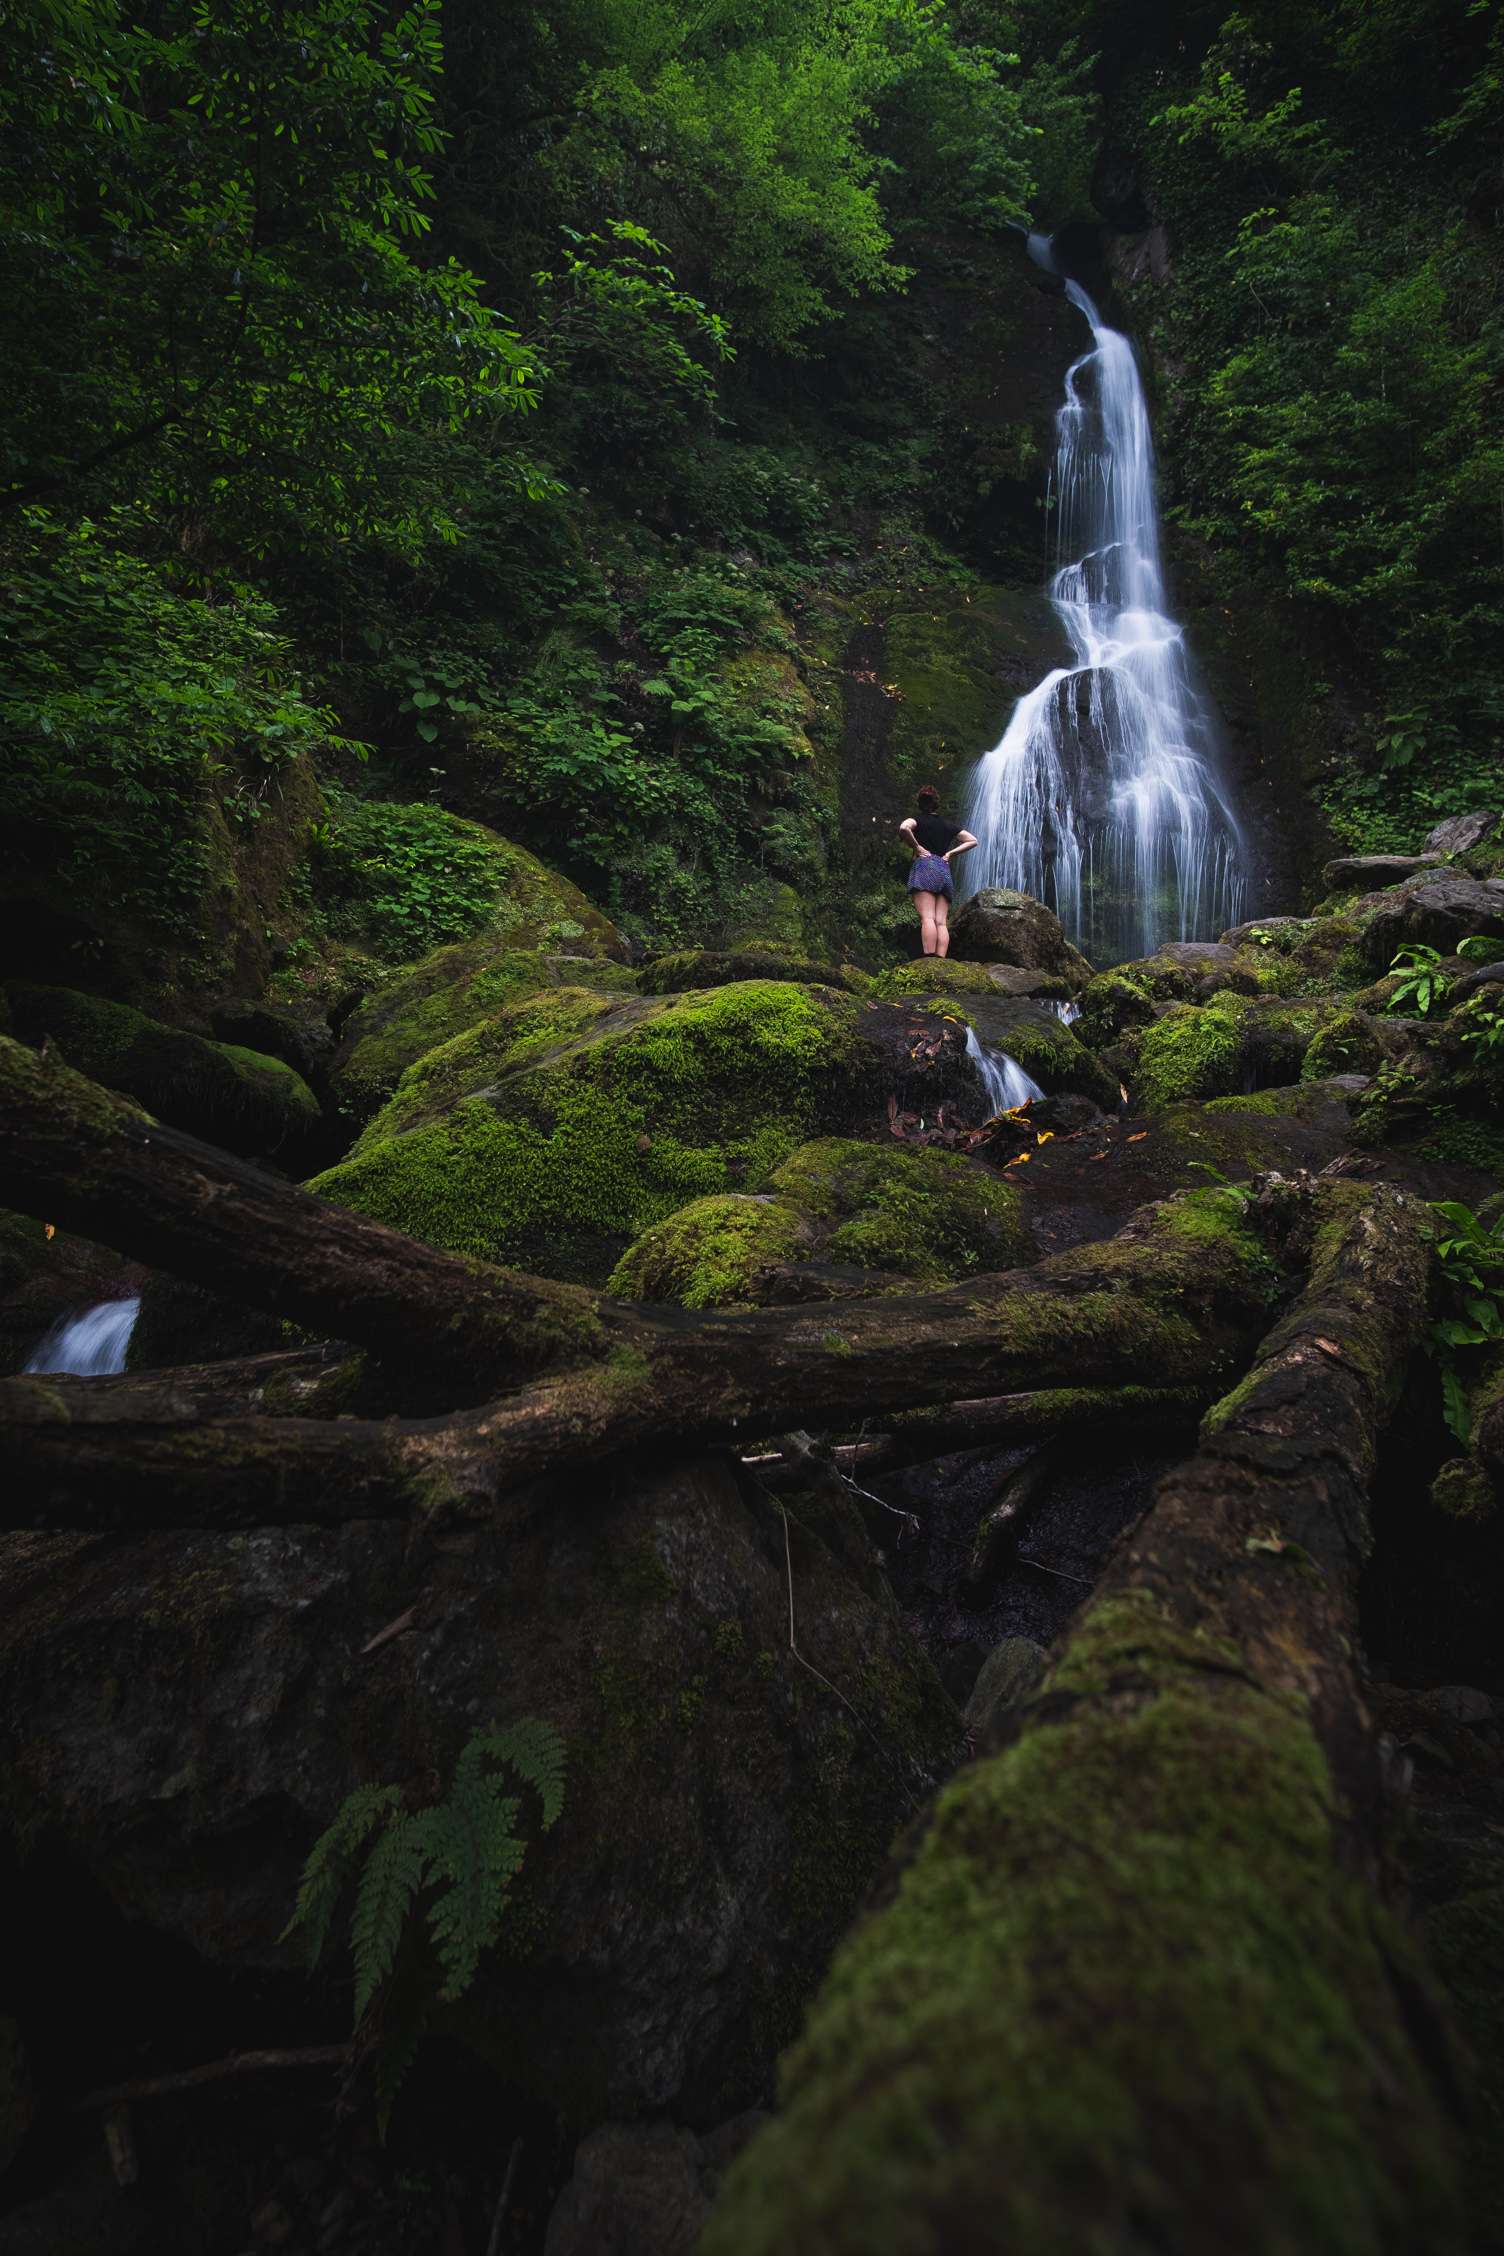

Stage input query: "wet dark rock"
[
  {"left": 0, "top": 1456, "right": 955, "bottom": 2125},
  {"left": 964, "top": 1638, "right": 1048, "bottom": 1748},
  {"left": 1323, "top": 853, "right": 1442, "bottom": 889},
  {"left": 949, "top": 889, "right": 1093, "bottom": 982},
  {"left": 1361, "top": 877, "right": 1504, "bottom": 968},
  {"left": 1028, "top": 1091, "right": 1104, "bottom": 1136},
  {"left": 544, "top": 2111, "right": 769, "bottom": 2256},
  {"left": 1424, "top": 811, "right": 1501, "bottom": 858}
]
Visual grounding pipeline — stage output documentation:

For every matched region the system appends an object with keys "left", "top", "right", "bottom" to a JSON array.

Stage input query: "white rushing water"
[
  {"left": 964, "top": 276, "right": 1245, "bottom": 963},
  {"left": 965, "top": 1026, "right": 1045, "bottom": 1116},
  {"left": 24, "top": 1296, "right": 141, "bottom": 1376}
]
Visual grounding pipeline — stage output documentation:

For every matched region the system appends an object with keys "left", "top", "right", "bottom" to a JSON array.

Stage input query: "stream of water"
[
  {"left": 24, "top": 1297, "right": 141, "bottom": 1376},
  {"left": 964, "top": 274, "right": 1245, "bottom": 963},
  {"left": 965, "top": 1026, "right": 1045, "bottom": 1115}
]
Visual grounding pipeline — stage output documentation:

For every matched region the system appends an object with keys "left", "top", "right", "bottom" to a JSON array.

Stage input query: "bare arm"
[
  {"left": 898, "top": 817, "right": 920, "bottom": 859},
  {"left": 944, "top": 830, "right": 978, "bottom": 863}
]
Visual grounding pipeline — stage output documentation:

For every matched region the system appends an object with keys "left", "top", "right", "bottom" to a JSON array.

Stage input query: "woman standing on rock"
[{"left": 900, "top": 785, "right": 977, "bottom": 958}]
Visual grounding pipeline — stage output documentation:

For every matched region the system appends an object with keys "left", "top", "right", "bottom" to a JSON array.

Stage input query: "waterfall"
[
  {"left": 24, "top": 1296, "right": 141, "bottom": 1377},
  {"left": 964, "top": 277, "right": 1245, "bottom": 963},
  {"left": 965, "top": 1026, "right": 1045, "bottom": 1115}
]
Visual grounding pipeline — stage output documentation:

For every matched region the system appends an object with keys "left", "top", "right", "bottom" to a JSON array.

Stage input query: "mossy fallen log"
[{"left": 703, "top": 1181, "right": 1466, "bottom": 2256}]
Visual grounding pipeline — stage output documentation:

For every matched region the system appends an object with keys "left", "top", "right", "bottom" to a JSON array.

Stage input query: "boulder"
[
  {"left": 1129, "top": 992, "right": 1353, "bottom": 1111},
  {"left": 544, "top": 2114, "right": 767, "bottom": 2256},
  {"left": 948, "top": 890, "right": 1093, "bottom": 982},
  {"left": 1322, "top": 853, "right": 1442, "bottom": 890},
  {"left": 1361, "top": 877, "right": 1504, "bottom": 969},
  {"left": 640, "top": 949, "right": 858, "bottom": 997},
  {"left": 313, "top": 982, "right": 978, "bottom": 1283},
  {"left": 332, "top": 941, "right": 639, "bottom": 1122},
  {"left": 0, "top": 1455, "right": 957, "bottom": 2125},
  {"left": 1423, "top": 811, "right": 1501, "bottom": 859},
  {"left": 608, "top": 1139, "right": 1031, "bottom": 1308},
  {"left": 881, "top": 960, "right": 1071, "bottom": 1003},
  {"left": 4, "top": 983, "right": 322, "bottom": 1165},
  {"left": 964, "top": 1638, "right": 1048, "bottom": 1749}
]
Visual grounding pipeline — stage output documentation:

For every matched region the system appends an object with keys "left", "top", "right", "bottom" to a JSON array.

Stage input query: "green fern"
[
  {"left": 351, "top": 1814, "right": 430, "bottom": 2023},
  {"left": 282, "top": 1719, "right": 567, "bottom": 2123},
  {"left": 279, "top": 1781, "right": 401, "bottom": 1965}
]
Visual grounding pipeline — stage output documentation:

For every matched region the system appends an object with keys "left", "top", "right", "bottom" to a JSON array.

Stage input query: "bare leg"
[
  {"left": 934, "top": 895, "right": 951, "bottom": 958},
  {"left": 915, "top": 894, "right": 939, "bottom": 955}
]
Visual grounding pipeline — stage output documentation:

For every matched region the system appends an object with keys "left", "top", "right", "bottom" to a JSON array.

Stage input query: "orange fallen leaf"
[
  {"left": 1034, "top": 1130, "right": 1055, "bottom": 1145},
  {"left": 1127, "top": 1131, "right": 1148, "bottom": 1143},
  {"left": 44, "top": 1223, "right": 55, "bottom": 1240}
]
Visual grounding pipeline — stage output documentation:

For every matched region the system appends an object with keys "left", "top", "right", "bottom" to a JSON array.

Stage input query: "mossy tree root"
[{"left": 703, "top": 1181, "right": 1467, "bottom": 2256}]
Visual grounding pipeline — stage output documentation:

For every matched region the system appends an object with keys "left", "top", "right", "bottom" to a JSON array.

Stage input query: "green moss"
[
  {"left": 1135, "top": 997, "right": 1245, "bottom": 1109},
  {"left": 1076, "top": 969, "right": 1155, "bottom": 1048},
  {"left": 878, "top": 960, "right": 1006, "bottom": 999},
  {"left": 1299, "top": 1011, "right": 1385, "bottom": 1083},
  {"left": 315, "top": 982, "right": 875, "bottom": 1281},
  {"left": 608, "top": 1193, "right": 812, "bottom": 1308},
  {"left": 767, "top": 1137, "right": 1030, "bottom": 1279},
  {"left": 334, "top": 940, "right": 639, "bottom": 1119},
  {"left": 705, "top": 1586, "right": 1460, "bottom": 2256},
  {"left": 356, "top": 988, "right": 621, "bottom": 1146},
  {"left": 5, "top": 984, "right": 319, "bottom": 1151}
]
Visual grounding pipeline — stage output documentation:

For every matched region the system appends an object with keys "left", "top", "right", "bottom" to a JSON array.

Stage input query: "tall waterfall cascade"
[{"left": 964, "top": 274, "right": 1245, "bottom": 963}]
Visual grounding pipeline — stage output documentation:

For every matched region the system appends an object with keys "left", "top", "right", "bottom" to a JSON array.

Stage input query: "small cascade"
[
  {"left": 964, "top": 273, "right": 1244, "bottom": 962},
  {"left": 24, "top": 1296, "right": 141, "bottom": 1377},
  {"left": 965, "top": 1025, "right": 1045, "bottom": 1116},
  {"left": 1050, "top": 999, "right": 1082, "bottom": 1025}
]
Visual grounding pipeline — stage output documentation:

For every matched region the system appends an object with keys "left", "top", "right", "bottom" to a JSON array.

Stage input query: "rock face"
[
  {"left": 0, "top": 1455, "right": 956, "bottom": 2126},
  {"left": 314, "top": 982, "right": 978, "bottom": 1282},
  {"left": 948, "top": 890, "right": 1092, "bottom": 982}
]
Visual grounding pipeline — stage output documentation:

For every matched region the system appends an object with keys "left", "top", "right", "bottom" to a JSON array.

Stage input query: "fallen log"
[
  {"left": 0, "top": 1186, "right": 1288, "bottom": 1527},
  {"left": 961, "top": 1439, "right": 1066, "bottom": 1597},
  {"left": 703, "top": 1181, "right": 1466, "bottom": 2255},
  {"left": 747, "top": 1385, "right": 1205, "bottom": 1486},
  {"left": 0, "top": 1034, "right": 621, "bottom": 1393}
]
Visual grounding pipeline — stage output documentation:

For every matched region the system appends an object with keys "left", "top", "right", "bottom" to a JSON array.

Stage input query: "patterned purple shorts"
[{"left": 907, "top": 852, "right": 953, "bottom": 900}]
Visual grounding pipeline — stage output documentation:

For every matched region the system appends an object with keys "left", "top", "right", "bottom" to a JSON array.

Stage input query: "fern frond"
[
  {"left": 280, "top": 1782, "right": 402, "bottom": 1964},
  {"left": 350, "top": 1813, "right": 429, "bottom": 2025},
  {"left": 461, "top": 1717, "right": 567, "bottom": 1830},
  {"left": 419, "top": 1778, "right": 527, "bottom": 2001}
]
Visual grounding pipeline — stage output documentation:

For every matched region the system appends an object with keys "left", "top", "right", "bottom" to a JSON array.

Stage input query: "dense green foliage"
[
  {"left": 1106, "top": 0, "right": 1504, "bottom": 847},
  {"left": 3, "top": 0, "right": 1499, "bottom": 982}
]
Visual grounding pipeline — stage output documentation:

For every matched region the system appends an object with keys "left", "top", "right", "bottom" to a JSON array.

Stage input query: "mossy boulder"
[
  {"left": 768, "top": 1138, "right": 1031, "bottom": 1281},
  {"left": 1129, "top": 992, "right": 1351, "bottom": 1112},
  {"left": 332, "top": 941, "right": 639, "bottom": 1122},
  {"left": 608, "top": 1195, "right": 816, "bottom": 1308},
  {"left": 1076, "top": 970, "right": 1156, "bottom": 1049},
  {"left": 919, "top": 993, "right": 1119, "bottom": 1111},
  {"left": 5, "top": 983, "right": 322, "bottom": 1161},
  {"left": 949, "top": 889, "right": 1093, "bottom": 982},
  {"left": 313, "top": 982, "right": 975, "bottom": 1283},
  {"left": 640, "top": 948, "right": 858, "bottom": 997},
  {"left": 0, "top": 1454, "right": 957, "bottom": 2127},
  {"left": 878, "top": 960, "right": 1071, "bottom": 1004}
]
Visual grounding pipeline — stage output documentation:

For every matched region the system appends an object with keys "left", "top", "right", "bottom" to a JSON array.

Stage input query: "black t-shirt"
[{"left": 911, "top": 814, "right": 959, "bottom": 854}]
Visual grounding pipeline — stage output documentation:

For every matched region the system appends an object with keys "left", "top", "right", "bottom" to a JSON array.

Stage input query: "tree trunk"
[{"left": 702, "top": 1181, "right": 1466, "bottom": 2256}]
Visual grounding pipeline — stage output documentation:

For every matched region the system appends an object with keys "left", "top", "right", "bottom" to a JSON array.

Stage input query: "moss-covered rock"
[
  {"left": 1076, "top": 969, "right": 1155, "bottom": 1049},
  {"left": 916, "top": 993, "right": 1119, "bottom": 1111},
  {"left": 768, "top": 1138, "right": 1031, "bottom": 1280},
  {"left": 878, "top": 960, "right": 1071, "bottom": 1003},
  {"left": 640, "top": 948, "right": 857, "bottom": 997},
  {"left": 313, "top": 982, "right": 974, "bottom": 1283},
  {"left": 1133, "top": 995, "right": 1248, "bottom": 1109},
  {"left": 608, "top": 1194, "right": 815, "bottom": 1307},
  {"left": 332, "top": 941, "right": 640, "bottom": 1122},
  {"left": 5, "top": 983, "right": 321, "bottom": 1160}
]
